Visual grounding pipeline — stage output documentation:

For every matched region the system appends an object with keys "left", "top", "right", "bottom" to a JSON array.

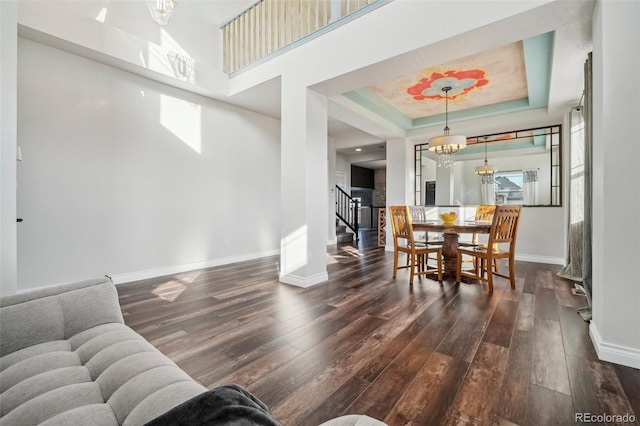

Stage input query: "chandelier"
[
  {"left": 475, "top": 137, "right": 496, "bottom": 175},
  {"left": 428, "top": 86, "right": 466, "bottom": 167},
  {"left": 146, "top": 0, "right": 176, "bottom": 26}
]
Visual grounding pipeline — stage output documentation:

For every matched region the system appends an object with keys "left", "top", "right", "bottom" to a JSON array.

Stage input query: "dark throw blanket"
[{"left": 145, "top": 384, "right": 282, "bottom": 426}]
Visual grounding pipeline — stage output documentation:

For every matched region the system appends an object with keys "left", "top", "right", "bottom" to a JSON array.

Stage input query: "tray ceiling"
[{"left": 343, "top": 32, "right": 554, "bottom": 131}]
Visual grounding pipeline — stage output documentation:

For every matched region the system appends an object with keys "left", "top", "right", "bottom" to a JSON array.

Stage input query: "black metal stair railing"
[{"left": 335, "top": 185, "right": 359, "bottom": 238}]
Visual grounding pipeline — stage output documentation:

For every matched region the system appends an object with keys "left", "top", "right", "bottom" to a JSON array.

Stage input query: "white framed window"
[{"left": 494, "top": 171, "right": 524, "bottom": 205}]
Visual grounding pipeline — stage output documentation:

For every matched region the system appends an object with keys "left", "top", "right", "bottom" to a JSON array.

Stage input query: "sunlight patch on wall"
[
  {"left": 95, "top": 7, "right": 108, "bottom": 23},
  {"left": 160, "top": 94, "right": 202, "bottom": 153},
  {"left": 144, "top": 28, "right": 194, "bottom": 81},
  {"left": 280, "top": 226, "right": 308, "bottom": 275},
  {"left": 160, "top": 28, "right": 187, "bottom": 57},
  {"left": 147, "top": 43, "right": 173, "bottom": 76},
  {"left": 162, "top": 29, "right": 194, "bottom": 82},
  {"left": 139, "top": 51, "right": 147, "bottom": 68},
  {"left": 147, "top": 29, "right": 188, "bottom": 77}
]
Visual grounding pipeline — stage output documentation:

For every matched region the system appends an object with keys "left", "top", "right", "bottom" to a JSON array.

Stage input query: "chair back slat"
[
  {"left": 488, "top": 205, "right": 521, "bottom": 246},
  {"left": 475, "top": 205, "right": 496, "bottom": 221},
  {"left": 408, "top": 205, "right": 427, "bottom": 222}
]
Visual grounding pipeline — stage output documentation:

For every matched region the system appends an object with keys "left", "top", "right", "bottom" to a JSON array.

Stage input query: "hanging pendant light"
[
  {"left": 147, "top": 0, "right": 176, "bottom": 26},
  {"left": 475, "top": 137, "right": 496, "bottom": 175},
  {"left": 428, "top": 86, "right": 466, "bottom": 168}
]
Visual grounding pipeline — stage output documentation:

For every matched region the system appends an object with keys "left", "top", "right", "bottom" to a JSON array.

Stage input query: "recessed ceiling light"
[{"left": 355, "top": 148, "right": 362, "bottom": 152}]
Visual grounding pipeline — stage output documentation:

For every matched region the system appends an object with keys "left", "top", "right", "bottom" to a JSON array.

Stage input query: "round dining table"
[{"left": 412, "top": 220, "right": 492, "bottom": 277}]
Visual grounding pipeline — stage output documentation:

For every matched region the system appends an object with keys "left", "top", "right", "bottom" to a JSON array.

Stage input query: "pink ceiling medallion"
[{"left": 407, "top": 69, "right": 489, "bottom": 101}]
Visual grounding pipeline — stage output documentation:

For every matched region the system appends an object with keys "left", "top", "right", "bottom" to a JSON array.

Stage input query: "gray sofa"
[{"left": 0, "top": 277, "right": 386, "bottom": 426}]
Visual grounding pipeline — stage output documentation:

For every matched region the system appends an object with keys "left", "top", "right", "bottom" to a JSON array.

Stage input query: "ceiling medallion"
[{"left": 407, "top": 69, "right": 489, "bottom": 101}]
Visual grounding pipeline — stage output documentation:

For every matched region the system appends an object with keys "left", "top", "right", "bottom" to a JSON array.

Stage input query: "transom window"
[{"left": 414, "top": 125, "right": 562, "bottom": 207}]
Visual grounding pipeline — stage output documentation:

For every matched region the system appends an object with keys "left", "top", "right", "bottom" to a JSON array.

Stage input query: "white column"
[
  {"left": 385, "top": 137, "right": 411, "bottom": 249},
  {"left": 435, "top": 164, "right": 454, "bottom": 205},
  {"left": 280, "top": 77, "right": 329, "bottom": 287},
  {"left": 327, "top": 137, "right": 337, "bottom": 245},
  {"left": 0, "top": 1, "right": 18, "bottom": 296},
  {"left": 591, "top": 0, "right": 640, "bottom": 369}
]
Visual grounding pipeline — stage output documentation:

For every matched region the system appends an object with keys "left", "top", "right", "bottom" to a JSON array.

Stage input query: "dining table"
[{"left": 413, "top": 220, "right": 492, "bottom": 277}]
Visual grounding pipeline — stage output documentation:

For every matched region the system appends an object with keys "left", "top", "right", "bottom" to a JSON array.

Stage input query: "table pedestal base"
[{"left": 442, "top": 231, "right": 460, "bottom": 277}]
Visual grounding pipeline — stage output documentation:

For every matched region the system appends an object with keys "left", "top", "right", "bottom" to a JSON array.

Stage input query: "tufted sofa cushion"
[
  {"left": 0, "top": 278, "right": 206, "bottom": 426},
  {"left": 0, "top": 278, "right": 387, "bottom": 426}
]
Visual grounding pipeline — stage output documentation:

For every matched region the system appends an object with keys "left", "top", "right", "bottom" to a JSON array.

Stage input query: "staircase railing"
[{"left": 335, "top": 185, "right": 359, "bottom": 238}]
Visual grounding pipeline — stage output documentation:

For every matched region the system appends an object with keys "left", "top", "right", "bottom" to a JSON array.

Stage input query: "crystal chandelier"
[
  {"left": 475, "top": 137, "right": 496, "bottom": 175},
  {"left": 428, "top": 86, "right": 466, "bottom": 168},
  {"left": 146, "top": 0, "right": 176, "bottom": 26}
]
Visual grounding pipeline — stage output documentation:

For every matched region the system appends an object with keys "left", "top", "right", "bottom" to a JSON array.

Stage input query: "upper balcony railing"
[{"left": 222, "top": 0, "right": 387, "bottom": 75}]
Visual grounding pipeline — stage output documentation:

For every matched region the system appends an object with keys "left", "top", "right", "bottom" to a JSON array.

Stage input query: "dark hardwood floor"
[{"left": 117, "top": 230, "right": 639, "bottom": 425}]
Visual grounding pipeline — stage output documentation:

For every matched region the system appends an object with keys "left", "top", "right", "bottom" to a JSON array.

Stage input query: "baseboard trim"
[
  {"left": 279, "top": 271, "right": 328, "bottom": 288},
  {"left": 514, "top": 254, "right": 565, "bottom": 265},
  {"left": 110, "top": 250, "right": 564, "bottom": 285},
  {"left": 590, "top": 323, "right": 640, "bottom": 369},
  {"left": 111, "top": 249, "right": 280, "bottom": 284}
]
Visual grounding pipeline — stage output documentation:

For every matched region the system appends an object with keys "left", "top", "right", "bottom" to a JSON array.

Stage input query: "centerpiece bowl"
[{"left": 439, "top": 212, "right": 457, "bottom": 224}]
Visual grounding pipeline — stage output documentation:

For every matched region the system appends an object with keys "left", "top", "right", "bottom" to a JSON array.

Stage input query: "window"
[
  {"left": 494, "top": 171, "right": 524, "bottom": 204},
  {"left": 414, "top": 125, "right": 562, "bottom": 206}
]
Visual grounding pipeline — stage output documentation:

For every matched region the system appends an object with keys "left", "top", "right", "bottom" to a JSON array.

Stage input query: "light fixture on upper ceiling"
[
  {"left": 146, "top": 0, "right": 176, "bottom": 26},
  {"left": 428, "top": 86, "right": 466, "bottom": 168},
  {"left": 475, "top": 137, "right": 496, "bottom": 175}
]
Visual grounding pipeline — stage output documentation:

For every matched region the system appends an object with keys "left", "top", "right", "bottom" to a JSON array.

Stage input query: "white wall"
[
  {"left": 16, "top": 38, "right": 281, "bottom": 290},
  {"left": 590, "top": 0, "right": 640, "bottom": 369},
  {"left": 336, "top": 153, "right": 351, "bottom": 188},
  {"left": 515, "top": 207, "right": 564, "bottom": 264},
  {"left": 385, "top": 137, "right": 412, "bottom": 248},
  {"left": 327, "top": 138, "right": 337, "bottom": 244},
  {"left": 17, "top": 0, "right": 229, "bottom": 96},
  {"left": 1, "top": 1, "right": 18, "bottom": 295}
]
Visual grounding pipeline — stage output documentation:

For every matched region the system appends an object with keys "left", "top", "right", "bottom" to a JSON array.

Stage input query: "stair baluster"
[{"left": 335, "top": 185, "right": 359, "bottom": 242}]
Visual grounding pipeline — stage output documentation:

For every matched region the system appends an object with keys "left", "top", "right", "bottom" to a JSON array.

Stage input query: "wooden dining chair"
[
  {"left": 459, "top": 205, "right": 498, "bottom": 271},
  {"left": 408, "top": 205, "right": 443, "bottom": 271},
  {"left": 458, "top": 205, "right": 496, "bottom": 245},
  {"left": 455, "top": 205, "right": 522, "bottom": 291},
  {"left": 408, "top": 205, "right": 428, "bottom": 244},
  {"left": 408, "top": 205, "right": 443, "bottom": 245},
  {"left": 390, "top": 206, "right": 442, "bottom": 284}
]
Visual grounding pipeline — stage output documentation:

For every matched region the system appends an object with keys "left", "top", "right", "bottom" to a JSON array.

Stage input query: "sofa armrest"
[{"left": 0, "top": 277, "right": 124, "bottom": 357}]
